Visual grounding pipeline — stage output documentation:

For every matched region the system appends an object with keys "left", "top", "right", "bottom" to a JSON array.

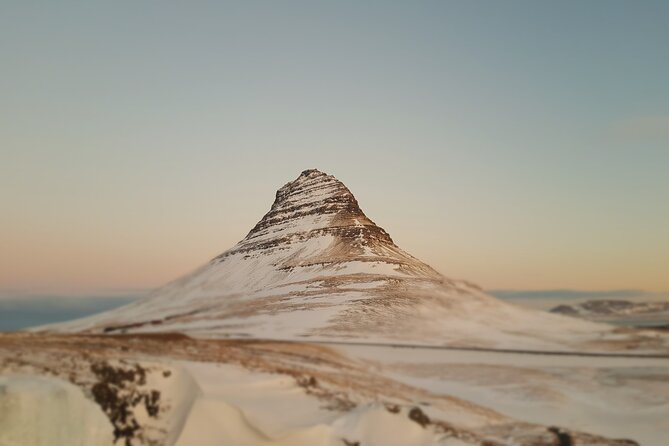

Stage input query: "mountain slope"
[{"left": 41, "top": 169, "right": 663, "bottom": 351}]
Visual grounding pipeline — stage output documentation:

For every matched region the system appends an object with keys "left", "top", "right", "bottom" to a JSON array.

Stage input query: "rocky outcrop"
[{"left": 214, "top": 169, "right": 421, "bottom": 273}]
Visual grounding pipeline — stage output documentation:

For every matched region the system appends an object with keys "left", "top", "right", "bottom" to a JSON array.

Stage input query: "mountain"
[
  {"left": 551, "top": 300, "right": 669, "bottom": 319},
  {"left": 41, "top": 169, "right": 660, "bottom": 351}
]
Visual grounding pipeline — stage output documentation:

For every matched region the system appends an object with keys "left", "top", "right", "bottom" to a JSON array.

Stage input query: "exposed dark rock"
[
  {"left": 408, "top": 406, "right": 430, "bottom": 427},
  {"left": 89, "top": 361, "right": 161, "bottom": 446},
  {"left": 215, "top": 168, "right": 395, "bottom": 262},
  {"left": 550, "top": 305, "right": 579, "bottom": 316},
  {"left": 548, "top": 426, "right": 572, "bottom": 446}
]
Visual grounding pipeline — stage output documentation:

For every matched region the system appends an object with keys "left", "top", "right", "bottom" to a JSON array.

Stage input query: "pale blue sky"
[{"left": 1, "top": 1, "right": 668, "bottom": 292}]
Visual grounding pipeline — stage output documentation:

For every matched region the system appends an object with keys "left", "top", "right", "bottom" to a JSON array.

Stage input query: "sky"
[{"left": 1, "top": 1, "right": 668, "bottom": 295}]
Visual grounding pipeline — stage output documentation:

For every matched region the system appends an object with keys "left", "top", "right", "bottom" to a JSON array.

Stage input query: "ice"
[{"left": 0, "top": 375, "right": 113, "bottom": 446}]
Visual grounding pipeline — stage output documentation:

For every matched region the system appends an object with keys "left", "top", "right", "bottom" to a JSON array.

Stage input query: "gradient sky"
[{"left": 1, "top": 1, "right": 668, "bottom": 294}]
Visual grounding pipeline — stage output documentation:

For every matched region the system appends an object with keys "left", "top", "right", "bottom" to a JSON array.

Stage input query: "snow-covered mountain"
[
  {"left": 551, "top": 299, "right": 669, "bottom": 319},
  {"left": 41, "top": 169, "right": 661, "bottom": 350}
]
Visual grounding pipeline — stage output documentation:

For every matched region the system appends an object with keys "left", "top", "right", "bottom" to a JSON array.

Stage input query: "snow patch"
[{"left": 0, "top": 375, "right": 114, "bottom": 446}]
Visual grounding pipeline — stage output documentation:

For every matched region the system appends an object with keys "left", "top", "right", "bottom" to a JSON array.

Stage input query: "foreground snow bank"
[
  {"left": 177, "top": 400, "right": 463, "bottom": 446},
  {"left": 176, "top": 361, "right": 469, "bottom": 446},
  {"left": 0, "top": 375, "right": 114, "bottom": 446}
]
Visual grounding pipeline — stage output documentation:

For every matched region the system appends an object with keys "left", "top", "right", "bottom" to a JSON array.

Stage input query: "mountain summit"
[
  {"left": 45, "top": 169, "right": 635, "bottom": 350},
  {"left": 241, "top": 168, "right": 388, "bottom": 246},
  {"left": 216, "top": 168, "right": 438, "bottom": 281}
]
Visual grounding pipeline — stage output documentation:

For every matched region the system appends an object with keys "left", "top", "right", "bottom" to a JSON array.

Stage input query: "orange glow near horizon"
[
  {"left": 2, "top": 188, "right": 667, "bottom": 294},
  {"left": 2, "top": 3, "right": 668, "bottom": 295}
]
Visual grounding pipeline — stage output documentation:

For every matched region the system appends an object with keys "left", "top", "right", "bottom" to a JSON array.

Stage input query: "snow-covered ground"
[
  {"left": 336, "top": 344, "right": 669, "bottom": 446},
  {"left": 9, "top": 170, "right": 667, "bottom": 444},
  {"left": 1, "top": 333, "right": 663, "bottom": 445},
  {"left": 176, "top": 362, "right": 469, "bottom": 446},
  {"left": 175, "top": 347, "right": 669, "bottom": 446},
  {"left": 0, "top": 375, "right": 114, "bottom": 446}
]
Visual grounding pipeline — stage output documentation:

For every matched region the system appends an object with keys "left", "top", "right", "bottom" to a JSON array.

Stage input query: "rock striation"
[{"left": 215, "top": 169, "right": 415, "bottom": 273}]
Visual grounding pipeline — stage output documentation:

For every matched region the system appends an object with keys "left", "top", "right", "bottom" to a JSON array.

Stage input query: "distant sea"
[{"left": 0, "top": 296, "right": 138, "bottom": 331}]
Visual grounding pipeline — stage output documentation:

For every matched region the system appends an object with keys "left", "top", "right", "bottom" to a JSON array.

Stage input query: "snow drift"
[{"left": 0, "top": 375, "right": 114, "bottom": 446}]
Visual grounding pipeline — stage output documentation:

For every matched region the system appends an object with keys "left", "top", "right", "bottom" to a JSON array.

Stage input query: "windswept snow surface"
[
  {"left": 1, "top": 333, "right": 659, "bottom": 446},
  {"left": 336, "top": 344, "right": 669, "bottom": 446},
  {"left": 176, "top": 362, "right": 464, "bottom": 446},
  {"left": 0, "top": 375, "right": 114, "bottom": 446},
  {"left": 39, "top": 169, "right": 665, "bottom": 352}
]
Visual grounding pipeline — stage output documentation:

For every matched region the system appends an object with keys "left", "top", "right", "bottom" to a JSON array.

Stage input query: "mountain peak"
[
  {"left": 218, "top": 169, "right": 396, "bottom": 261},
  {"left": 299, "top": 168, "right": 326, "bottom": 178},
  {"left": 273, "top": 168, "right": 351, "bottom": 210}
]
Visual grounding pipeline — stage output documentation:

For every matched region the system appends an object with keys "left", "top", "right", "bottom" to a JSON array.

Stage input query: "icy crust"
[{"left": 0, "top": 375, "right": 114, "bottom": 446}]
